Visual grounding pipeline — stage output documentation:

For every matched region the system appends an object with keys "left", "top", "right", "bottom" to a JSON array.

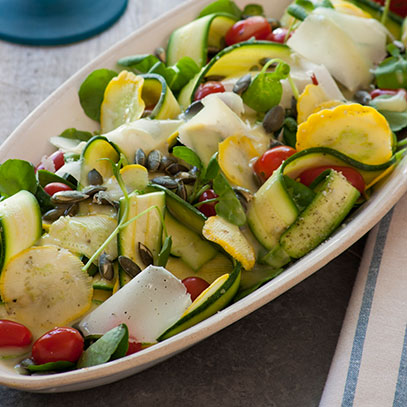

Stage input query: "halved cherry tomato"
[
  {"left": 253, "top": 146, "right": 297, "bottom": 183},
  {"left": 225, "top": 16, "right": 271, "bottom": 46},
  {"left": 31, "top": 327, "right": 84, "bottom": 364},
  {"left": 370, "top": 88, "right": 407, "bottom": 100},
  {"left": 371, "top": 0, "right": 407, "bottom": 17},
  {"left": 43, "top": 182, "right": 73, "bottom": 196},
  {"left": 197, "top": 189, "right": 218, "bottom": 217},
  {"left": 298, "top": 166, "right": 365, "bottom": 193},
  {"left": 265, "top": 27, "right": 290, "bottom": 44},
  {"left": 194, "top": 81, "right": 225, "bottom": 101},
  {"left": 36, "top": 150, "right": 65, "bottom": 172},
  {"left": 182, "top": 277, "right": 210, "bottom": 302},
  {"left": 126, "top": 339, "right": 143, "bottom": 356},
  {"left": 0, "top": 320, "right": 32, "bottom": 347}
]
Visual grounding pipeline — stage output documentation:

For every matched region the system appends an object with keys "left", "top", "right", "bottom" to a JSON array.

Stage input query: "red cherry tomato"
[
  {"left": 31, "top": 327, "right": 84, "bottom": 364},
  {"left": 198, "top": 189, "right": 218, "bottom": 217},
  {"left": 182, "top": 277, "right": 210, "bottom": 302},
  {"left": 298, "top": 166, "right": 365, "bottom": 193},
  {"left": 194, "top": 81, "right": 226, "bottom": 101},
  {"left": 371, "top": 0, "right": 407, "bottom": 17},
  {"left": 265, "top": 27, "right": 290, "bottom": 44},
  {"left": 126, "top": 339, "right": 143, "bottom": 356},
  {"left": 43, "top": 182, "right": 73, "bottom": 196},
  {"left": 36, "top": 150, "right": 65, "bottom": 172},
  {"left": 370, "top": 88, "right": 407, "bottom": 100},
  {"left": 225, "top": 16, "right": 271, "bottom": 46},
  {"left": 0, "top": 320, "right": 32, "bottom": 347},
  {"left": 253, "top": 146, "right": 297, "bottom": 183}
]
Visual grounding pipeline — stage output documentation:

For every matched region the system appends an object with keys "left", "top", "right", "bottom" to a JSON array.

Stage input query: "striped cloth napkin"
[{"left": 320, "top": 194, "right": 407, "bottom": 407}]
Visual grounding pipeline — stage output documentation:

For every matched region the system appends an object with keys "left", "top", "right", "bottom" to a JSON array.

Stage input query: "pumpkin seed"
[
  {"left": 87, "top": 169, "right": 103, "bottom": 185},
  {"left": 184, "top": 100, "right": 204, "bottom": 119},
  {"left": 353, "top": 90, "right": 372, "bottom": 106},
  {"left": 134, "top": 148, "right": 146, "bottom": 166},
  {"left": 154, "top": 47, "right": 166, "bottom": 63},
  {"left": 63, "top": 203, "right": 79, "bottom": 217},
  {"left": 151, "top": 176, "right": 178, "bottom": 189},
  {"left": 42, "top": 207, "right": 66, "bottom": 222},
  {"left": 176, "top": 181, "right": 187, "bottom": 201},
  {"left": 263, "top": 105, "right": 285, "bottom": 133},
  {"left": 138, "top": 242, "right": 154, "bottom": 267},
  {"left": 205, "top": 75, "right": 225, "bottom": 82},
  {"left": 98, "top": 252, "right": 114, "bottom": 281},
  {"left": 146, "top": 150, "right": 162, "bottom": 172},
  {"left": 165, "top": 163, "right": 189, "bottom": 176},
  {"left": 160, "top": 155, "right": 177, "bottom": 172},
  {"left": 93, "top": 191, "right": 120, "bottom": 208},
  {"left": 175, "top": 171, "right": 196, "bottom": 185},
  {"left": 118, "top": 255, "right": 142, "bottom": 278},
  {"left": 81, "top": 185, "right": 107, "bottom": 196},
  {"left": 51, "top": 190, "right": 89, "bottom": 204},
  {"left": 233, "top": 74, "right": 252, "bottom": 95}
]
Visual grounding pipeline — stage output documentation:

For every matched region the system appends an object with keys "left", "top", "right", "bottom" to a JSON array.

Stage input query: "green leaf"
[
  {"left": 57, "top": 128, "right": 94, "bottom": 142},
  {"left": 36, "top": 169, "right": 76, "bottom": 189},
  {"left": 242, "top": 4, "right": 264, "bottom": 16},
  {"left": 78, "top": 69, "right": 118, "bottom": 122},
  {"left": 287, "top": 4, "right": 308, "bottom": 21},
  {"left": 35, "top": 185, "right": 55, "bottom": 214},
  {"left": 376, "top": 109, "right": 407, "bottom": 132},
  {"left": 202, "top": 152, "right": 220, "bottom": 183},
  {"left": 294, "top": 0, "right": 315, "bottom": 11},
  {"left": 26, "top": 361, "right": 76, "bottom": 373},
  {"left": 167, "top": 57, "right": 200, "bottom": 91},
  {"left": 283, "top": 175, "right": 315, "bottom": 212},
  {"left": 317, "top": 0, "right": 334, "bottom": 9},
  {"left": 117, "top": 54, "right": 161, "bottom": 73},
  {"left": 0, "top": 159, "right": 37, "bottom": 198},
  {"left": 157, "top": 236, "right": 172, "bottom": 267},
  {"left": 373, "top": 55, "right": 407, "bottom": 89},
  {"left": 282, "top": 117, "right": 297, "bottom": 148},
  {"left": 172, "top": 146, "right": 202, "bottom": 170},
  {"left": 198, "top": 0, "right": 242, "bottom": 19},
  {"left": 77, "top": 324, "right": 129, "bottom": 368},
  {"left": 213, "top": 173, "right": 246, "bottom": 226}
]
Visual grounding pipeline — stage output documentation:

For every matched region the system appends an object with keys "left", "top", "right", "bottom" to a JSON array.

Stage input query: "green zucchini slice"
[
  {"left": 167, "top": 13, "right": 238, "bottom": 67},
  {"left": 0, "top": 191, "right": 42, "bottom": 274}
]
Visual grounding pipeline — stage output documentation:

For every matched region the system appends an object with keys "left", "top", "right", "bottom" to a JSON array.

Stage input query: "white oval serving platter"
[{"left": 0, "top": 0, "right": 406, "bottom": 393}]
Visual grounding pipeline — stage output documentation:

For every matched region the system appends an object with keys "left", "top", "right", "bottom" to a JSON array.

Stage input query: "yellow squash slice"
[
  {"left": 202, "top": 215, "right": 255, "bottom": 270},
  {"left": 0, "top": 245, "right": 92, "bottom": 338},
  {"left": 101, "top": 71, "right": 145, "bottom": 133},
  {"left": 296, "top": 104, "right": 393, "bottom": 165},
  {"left": 332, "top": 0, "right": 372, "bottom": 18},
  {"left": 297, "top": 84, "right": 343, "bottom": 124},
  {"left": 218, "top": 135, "right": 260, "bottom": 192}
]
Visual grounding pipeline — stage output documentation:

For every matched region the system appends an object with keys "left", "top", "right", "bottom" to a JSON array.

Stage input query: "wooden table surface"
[{"left": 0, "top": 1, "right": 363, "bottom": 405}]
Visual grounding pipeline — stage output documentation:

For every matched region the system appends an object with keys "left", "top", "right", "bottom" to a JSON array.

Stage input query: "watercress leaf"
[
  {"left": 77, "top": 324, "right": 129, "bottom": 368},
  {"left": 172, "top": 146, "right": 202, "bottom": 170},
  {"left": 78, "top": 69, "right": 118, "bottom": 122},
  {"left": 36, "top": 169, "right": 76, "bottom": 189},
  {"left": 57, "top": 128, "right": 94, "bottom": 142},
  {"left": 283, "top": 175, "right": 316, "bottom": 212},
  {"left": 386, "top": 43, "right": 401, "bottom": 57},
  {"left": 26, "top": 361, "right": 76, "bottom": 373},
  {"left": 294, "top": 0, "right": 315, "bottom": 11},
  {"left": 202, "top": 152, "right": 220, "bottom": 183},
  {"left": 242, "top": 4, "right": 264, "bottom": 17},
  {"left": 242, "top": 73, "right": 283, "bottom": 113},
  {"left": 373, "top": 56, "right": 407, "bottom": 89},
  {"left": 117, "top": 54, "right": 161, "bottom": 73},
  {"left": 317, "top": 0, "right": 334, "bottom": 9},
  {"left": 375, "top": 109, "right": 407, "bottom": 132},
  {"left": 213, "top": 172, "right": 246, "bottom": 226},
  {"left": 282, "top": 117, "right": 298, "bottom": 148},
  {"left": 157, "top": 236, "right": 172, "bottom": 267},
  {"left": 167, "top": 57, "right": 200, "bottom": 91},
  {"left": 198, "top": 0, "right": 242, "bottom": 19},
  {"left": 0, "top": 159, "right": 37, "bottom": 197},
  {"left": 35, "top": 185, "right": 54, "bottom": 214},
  {"left": 287, "top": 4, "right": 308, "bottom": 21}
]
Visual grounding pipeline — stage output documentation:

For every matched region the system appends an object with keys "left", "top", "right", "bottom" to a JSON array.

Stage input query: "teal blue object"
[{"left": 0, "top": 0, "right": 128, "bottom": 45}]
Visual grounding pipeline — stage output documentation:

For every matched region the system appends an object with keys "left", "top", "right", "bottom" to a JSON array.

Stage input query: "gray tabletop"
[{"left": 0, "top": 1, "right": 364, "bottom": 405}]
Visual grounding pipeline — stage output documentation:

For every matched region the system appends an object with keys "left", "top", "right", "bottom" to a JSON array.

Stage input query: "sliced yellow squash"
[
  {"left": 218, "top": 135, "right": 260, "bottom": 192},
  {"left": 202, "top": 215, "right": 255, "bottom": 270},
  {"left": 332, "top": 1, "right": 372, "bottom": 18},
  {"left": 103, "top": 164, "right": 149, "bottom": 200},
  {"left": 297, "top": 84, "right": 344, "bottom": 124},
  {"left": 296, "top": 104, "right": 393, "bottom": 165},
  {"left": 100, "top": 71, "right": 145, "bottom": 133},
  {"left": 0, "top": 245, "right": 92, "bottom": 338}
]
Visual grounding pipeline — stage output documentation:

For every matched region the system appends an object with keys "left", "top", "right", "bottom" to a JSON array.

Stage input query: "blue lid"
[{"left": 0, "top": 0, "right": 128, "bottom": 46}]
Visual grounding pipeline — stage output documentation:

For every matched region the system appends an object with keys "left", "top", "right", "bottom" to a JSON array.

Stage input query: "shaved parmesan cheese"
[{"left": 78, "top": 266, "right": 192, "bottom": 343}]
